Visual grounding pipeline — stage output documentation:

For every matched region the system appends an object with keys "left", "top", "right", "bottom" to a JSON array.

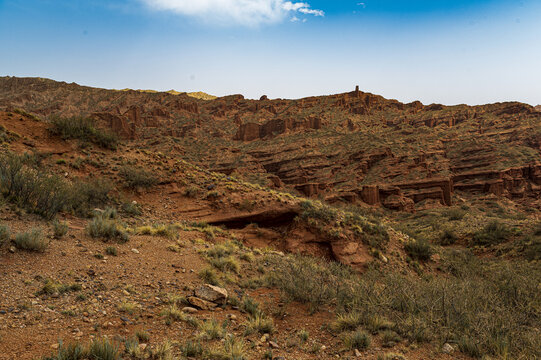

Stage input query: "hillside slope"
[{"left": 0, "top": 78, "right": 539, "bottom": 360}]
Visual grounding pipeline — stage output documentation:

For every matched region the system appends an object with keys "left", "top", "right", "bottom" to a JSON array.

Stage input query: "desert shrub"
[
  {"left": 472, "top": 220, "right": 511, "bottom": 246},
  {"left": 199, "top": 267, "right": 221, "bottom": 286},
  {"left": 377, "top": 354, "right": 406, "bottom": 360},
  {"left": 343, "top": 330, "right": 371, "bottom": 350},
  {"left": 0, "top": 153, "right": 111, "bottom": 219},
  {"left": 14, "top": 228, "right": 48, "bottom": 252},
  {"left": 40, "top": 342, "right": 86, "bottom": 360},
  {"left": 199, "top": 319, "right": 225, "bottom": 340},
  {"left": 49, "top": 116, "right": 119, "bottom": 150},
  {"left": 240, "top": 296, "right": 261, "bottom": 317},
  {"left": 118, "top": 166, "right": 157, "bottom": 189},
  {"left": 219, "top": 335, "right": 246, "bottom": 360},
  {"left": 87, "top": 215, "right": 129, "bottom": 242},
  {"left": 0, "top": 224, "right": 10, "bottom": 246},
  {"left": 444, "top": 208, "right": 466, "bottom": 221},
  {"left": 105, "top": 246, "right": 118, "bottom": 256},
  {"left": 122, "top": 201, "right": 142, "bottom": 216},
  {"left": 521, "top": 235, "right": 541, "bottom": 261},
  {"left": 69, "top": 178, "right": 112, "bottom": 216},
  {"left": 266, "top": 253, "right": 541, "bottom": 359},
  {"left": 298, "top": 329, "right": 309, "bottom": 343},
  {"left": 404, "top": 239, "right": 432, "bottom": 261},
  {"left": 244, "top": 313, "right": 275, "bottom": 335},
  {"left": 183, "top": 186, "right": 200, "bottom": 198},
  {"left": 209, "top": 256, "right": 240, "bottom": 273},
  {"left": 438, "top": 229, "right": 458, "bottom": 245},
  {"left": 180, "top": 340, "right": 203, "bottom": 357},
  {"left": 88, "top": 338, "right": 120, "bottom": 360},
  {"left": 381, "top": 330, "right": 401, "bottom": 346},
  {"left": 52, "top": 219, "right": 69, "bottom": 238},
  {"left": 38, "top": 279, "right": 81, "bottom": 296},
  {"left": 266, "top": 255, "right": 354, "bottom": 312}
]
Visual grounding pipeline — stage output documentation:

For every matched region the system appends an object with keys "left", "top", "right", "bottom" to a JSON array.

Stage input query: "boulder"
[
  {"left": 194, "top": 284, "right": 228, "bottom": 305},
  {"left": 187, "top": 296, "right": 217, "bottom": 310}
]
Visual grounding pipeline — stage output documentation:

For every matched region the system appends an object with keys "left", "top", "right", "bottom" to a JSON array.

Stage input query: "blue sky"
[{"left": 1, "top": 0, "right": 540, "bottom": 105}]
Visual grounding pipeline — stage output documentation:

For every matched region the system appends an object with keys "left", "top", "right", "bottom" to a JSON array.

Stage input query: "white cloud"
[{"left": 140, "top": 0, "right": 324, "bottom": 26}]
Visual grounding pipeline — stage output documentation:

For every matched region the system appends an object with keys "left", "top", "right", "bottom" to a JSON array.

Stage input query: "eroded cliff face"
[{"left": 1, "top": 76, "right": 540, "bottom": 211}]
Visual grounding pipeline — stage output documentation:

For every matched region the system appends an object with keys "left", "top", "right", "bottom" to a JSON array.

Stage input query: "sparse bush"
[
  {"left": 343, "top": 330, "right": 371, "bottom": 350},
  {"left": 298, "top": 329, "right": 309, "bottom": 344},
  {"left": 439, "top": 229, "right": 458, "bottom": 245},
  {"left": 377, "top": 354, "right": 406, "bottom": 360},
  {"left": 0, "top": 224, "right": 10, "bottom": 246},
  {"left": 118, "top": 166, "right": 157, "bottom": 189},
  {"left": 122, "top": 201, "right": 142, "bottom": 216},
  {"left": 40, "top": 342, "right": 86, "bottom": 360},
  {"left": 183, "top": 186, "right": 200, "bottom": 198},
  {"left": 14, "top": 228, "right": 48, "bottom": 252},
  {"left": 105, "top": 246, "right": 118, "bottom": 256},
  {"left": 472, "top": 220, "right": 510, "bottom": 246},
  {"left": 381, "top": 330, "right": 401, "bottom": 347},
  {"left": 118, "top": 301, "right": 138, "bottom": 314},
  {"left": 266, "top": 253, "right": 541, "bottom": 359},
  {"left": 52, "top": 219, "right": 69, "bottom": 238},
  {"left": 135, "top": 330, "right": 150, "bottom": 342},
  {"left": 404, "top": 239, "right": 432, "bottom": 261},
  {"left": 160, "top": 304, "right": 184, "bottom": 322},
  {"left": 220, "top": 335, "right": 246, "bottom": 360},
  {"left": 199, "top": 319, "right": 225, "bottom": 340},
  {"left": 38, "top": 279, "right": 81, "bottom": 296},
  {"left": 333, "top": 312, "right": 363, "bottom": 332},
  {"left": 88, "top": 338, "right": 120, "bottom": 360},
  {"left": 199, "top": 267, "right": 221, "bottom": 286},
  {"left": 181, "top": 340, "right": 203, "bottom": 358},
  {"left": 445, "top": 208, "right": 466, "bottom": 221},
  {"left": 244, "top": 313, "right": 274, "bottom": 335},
  {"left": 0, "top": 152, "right": 111, "bottom": 219},
  {"left": 87, "top": 215, "right": 129, "bottom": 242},
  {"left": 241, "top": 296, "right": 261, "bottom": 317},
  {"left": 209, "top": 256, "right": 240, "bottom": 273},
  {"left": 49, "top": 116, "right": 119, "bottom": 150}
]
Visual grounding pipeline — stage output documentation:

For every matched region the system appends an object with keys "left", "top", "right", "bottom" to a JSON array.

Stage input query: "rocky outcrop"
[{"left": 234, "top": 116, "right": 322, "bottom": 141}]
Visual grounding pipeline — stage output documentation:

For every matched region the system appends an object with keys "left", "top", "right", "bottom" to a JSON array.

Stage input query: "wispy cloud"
[{"left": 140, "top": 0, "right": 324, "bottom": 26}]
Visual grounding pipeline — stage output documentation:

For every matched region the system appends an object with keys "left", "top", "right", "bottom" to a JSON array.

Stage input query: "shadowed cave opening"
[{"left": 206, "top": 210, "right": 299, "bottom": 230}]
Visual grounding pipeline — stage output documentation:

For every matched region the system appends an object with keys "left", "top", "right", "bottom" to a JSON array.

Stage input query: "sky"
[{"left": 0, "top": 0, "right": 540, "bottom": 105}]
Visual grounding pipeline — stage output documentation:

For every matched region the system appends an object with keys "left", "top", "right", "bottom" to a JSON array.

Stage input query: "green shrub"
[
  {"left": 343, "top": 330, "right": 371, "bottom": 350},
  {"left": 404, "top": 239, "right": 432, "bottom": 261},
  {"left": 181, "top": 340, "right": 203, "bottom": 357},
  {"left": 87, "top": 216, "right": 129, "bottom": 242},
  {"left": 105, "top": 246, "right": 118, "bottom": 256},
  {"left": 199, "top": 318, "right": 225, "bottom": 340},
  {"left": 40, "top": 342, "right": 86, "bottom": 360},
  {"left": 14, "top": 228, "right": 48, "bottom": 252},
  {"left": 445, "top": 208, "right": 466, "bottom": 221},
  {"left": 38, "top": 279, "right": 81, "bottom": 296},
  {"left": 87, "top": 338, "right": 120, "bottom": 360},
  {"left": 49, "top": 116, "right": 119, "bottom": 150},
  {"left": 209, "top": 256, "right": 240, "bottom": 273},
  {"left": 52, "top": 219, "right": 69, "bottom": 238},
  {"left": 439, "top": 229, "right": 458, "bottom": 245},
  {"left": 199, "top": 267, "right": 221, "bottom": 286},
  {"left": 122, "top": 201, "right": 142, "bottom": 216},
  {"left": 472, "top": 220, "right": 510, "bottom": 246},
  {"left": 244, "top": 313, "right": 274, "bottom": 335},
  {"left": 0, "top": 224, "right": 10, "bottom": 245},
  {"left": 118, "top": 166, "right": 157, "bottom": 189},
  {"left": 266, "top": 253, "right": 541, "bottom": 359},
  {"left": 0, "top": 153, "right": 111, "bottom": 219}
]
